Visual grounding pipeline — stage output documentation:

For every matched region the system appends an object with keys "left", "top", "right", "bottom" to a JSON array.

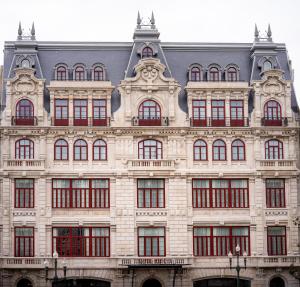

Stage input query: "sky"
[{"left": 0, "top": 0, "right": 300, "bottom": 101}]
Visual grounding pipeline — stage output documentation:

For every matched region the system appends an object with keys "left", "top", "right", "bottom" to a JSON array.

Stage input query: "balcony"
[
  {"left": 261, "top": 117, "right": 288, "bottom": 127},
  {"left": 1, "top": 257, "right": 46, "bottom": 269},
  {"left": 11, "top": 116, "right": 38, "bottom": 126},
  {"left": 257, "top": 159, "right": 297, "bottom": 171},
  {"left": 51, "top": 117, "right": 110, "bottom": 127},
  {"left": 132, "top": 117, "right": 169, "bottom": 126},
  {"left": 127, "top": 159, "right": 175, "bottom": 171},
  {"left": 3, "top": 159, "right": 45, "bottom": 171},
  {"left": 190, "top": 117, "right": 249, "bottom": 127}
]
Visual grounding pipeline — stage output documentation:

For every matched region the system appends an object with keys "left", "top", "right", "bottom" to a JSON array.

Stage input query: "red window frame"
[
  {"left": 192, "top": 179, "right": 249, "bottom": 208},
  {"left": 265, "top": 140, "right": 283, "bottom": 160},
  {"left": 231, "top": 139, "right": 245, "bottom": 161},
  {"left": 267, "top": 226, "right": 286, "bottom": 255},
  {"left": 193, "top": 226, "right": 250, "bottom": 256},
  {"left": 73, "top": 99, "right": 88, "bottom": 126},
  {"left": 74, "top": 66, "right": 85, "bottom": 81},
  {"left": 138, "top": 227, "right": 166, "bottom": 257},
  {"left": 52, "top": 178, "right": 110, "bottom": 208},
  {"left": 52, "top": 227, "right": 110, "bottom": 257},
  {"left": 74, "top": 139, "right": 88, "bottom": 161},
  {"left": 14, "top": 179, "right": 34, "bottom": 208},
  {"left": 266, "top": 179, "right": 285, "bottom": 208},
  {"left": 142, "top": 47, "right": 153, "bottom": 58},
  {"left": 92, "top": 99, "right": 107, "bottom": 126},
  {"left": 54, "top": 99, "right": 69, "bottom": 126},
  {"left": 138, "top": 100, "right": 161, "bottom": 126},
  {"left": 137, "top": 179, "right": 165, "bottom": 208},
  {"left": 191, "top": 67, "right": 201, "bottom": 81},
  {"left": 211, "top": 100, "right": 225, "bottom": 126},
  {"left": 212, "top": 139, "right": 226, "bottom": 161},
  {"left": 15, "top": 138, "right": 34, "bottom": 159},
  {"left": 264, "top": 100, "right": 282, "bottom": 126},
  {"left": 138, "top": 140, "right": 162, "bottom": 160},
  {"left": 54, "top": 139, "right": 69, "bottom": 160},
  {"left": 227, "top": 67, "right": 237, "bottom": 81},
  {"left": 193, "top": 140, "right": 207, "bottom": 161},
  {"left": 15, "top": 99, "right": 34, "bottom": 125},
  {"left": 230, "top": 100, "right": 244, "bottom": 127},
  {"left": 192, "top": 100, "right": 207, "bottom": 127},
  {"left": 93, "top": 139, "right": 107, "bottom": 161},
  {"left": 94, "top": 66, "right": 104, "bottom": 81},
  {"left": 209, "top": 67, "right": 220, "bottom": 81},
  {"left": 14, "top": 227, "right": 34, "bottom": 257},
  {"left": 56, "top": 66, "right": 67, "bottom": 81}
]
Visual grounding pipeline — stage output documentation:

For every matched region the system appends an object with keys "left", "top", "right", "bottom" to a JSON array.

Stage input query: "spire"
[
  {"left": 267, "top": 24, "right": 272, "bottom": 41},
  {"left": 254, "top": 24, "right": 259, "bottom": 41},
  {"left": 137, "top": 11, "right": 141, "bottom": 29},
  {"left": 150, "top": 11, "right": 155, "bottom": 28},
  {"left": 31, "top": 22, "right": 36, "bottom": 40},
  {"left": 17, "top": 22, "right": 22, "bottom": 40}
]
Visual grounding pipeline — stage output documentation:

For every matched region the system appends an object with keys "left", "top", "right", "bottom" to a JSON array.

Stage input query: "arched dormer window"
[
  {"left": 231, "top": 139, "right": 245, "bottom": 161},
  {"left": 21, "top": 59, "right": 30, "bottom": 68},
  {"left": 225, "top": 64, "right": 240, "bottom": 81},
  {"left": 194, "top": 140, "right": 207, "bottom": 161},
  {"left": 74, "top": 139, "right": 88, "bottom": 160},
  {"left": 263, "top": 60, "right": 272, "bottom": 71},
  {"left": 265, "top": 139, "right": 283, "bottom": 160},
  {"left": 56, "top": 66, "right": 67, "bottom": 81},
  {"left": 74, "top": 65, "right": 85, "bottom": 81},
  {"left": 54, "top": 139, "right": 69, "bottom": 160},
  {"left": 15, "top": 138, "right": 34, "bottom": 159},
  {"left": 188, "top": 64, "right": 203, "bottom": 82},
  {"left": 15, "top": 99, "right": 34, "bottom": 125},
  {"left": 263, "top": 100, "right": 282, "bottom": 126},
  {"left": 138, "top": 139, "right": 162, "bottom": 159},
  {"left": 93, "top": 139, "right": 107, "bottom": 160},
  {"left": 212, "top": 139, "right": 226, "bottom": 161},
  {"left": 208, "top": 65, "right": 221, "bottom": 81},
  {"left": 142, "top": 47, "right": 153, "bottom": 58},
  {"left": 138, "top": 100, "right": 161, "bottom": 126},
  {"left": 93, "top": 66, "right": 104, "bottom": 81}
]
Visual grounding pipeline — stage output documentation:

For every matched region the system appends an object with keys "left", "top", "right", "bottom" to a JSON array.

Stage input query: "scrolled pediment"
[
  {"left": 260, "top": 69, "right": 286, "bottom": 96},
  {"left": 11, "top": 68, "right": 42, "bottom": 93}
]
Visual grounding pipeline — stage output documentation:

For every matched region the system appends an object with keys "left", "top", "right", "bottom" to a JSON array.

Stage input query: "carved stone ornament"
[
  {"left": 261, "top": 69, "right": 285, "bottom": 96},
  {"left": 11, "top": 68, "right": 38, "bottom": 93},
  {"left": 141, "top": 65, "right": 159, "bottom": 82}
]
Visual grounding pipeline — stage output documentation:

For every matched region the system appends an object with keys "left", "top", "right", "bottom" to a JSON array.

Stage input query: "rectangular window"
[
  {"left": 267, "top": 226, "right": 286, "bottom": 255},
  {"left": 137, "top": 179, "right": 165, "bottom": 208},
  {"left": 230, "top": 100, "right": 244, "bottom": 127},
  {"left": 15, "top": 179, "right": 34, "bottom": 208},
  {"left": 52, "top": 179, "right": 109, "bottom": 208},
  {"left": 15, "top": 227, "right": 34, "bottom": 257},
  {"left": 192, "top": 100, "right": 207, "bottom": 127},
  {"left": 93, "top": 99, "right": 107, "bottom": 126},
  {"left": 192, "top": 179, "right": 249, "bottom": 208},
  {"left": 74, "top": 99, "right": 88, "bottom": 126},
  {"left": 266, "top": 179, "right": 285, "bottom": 208},
  {"left": 193, "top": 226, "right": 250, "bottom": 256},
  {"left": 211, "top": 100, "right": 225, "bottom": 126},
  {"left": 138, "top": 227, "right": 165, "bottom": 257},
  {"left": 54, "top": 99, "right": 68, "bottom": 126},
  {"left": 53, "top": 227, "right": 110, "bottom": 257}
]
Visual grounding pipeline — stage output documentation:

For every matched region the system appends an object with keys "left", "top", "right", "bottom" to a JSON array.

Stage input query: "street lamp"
[
  {"left": 228, "top": 244, "right": 247, "bottom": 287},
  {"left": 44, "top": 251, "right": 67, "bottom": 287}
]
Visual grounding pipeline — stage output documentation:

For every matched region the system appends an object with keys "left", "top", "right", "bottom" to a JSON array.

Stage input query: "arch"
[
  {"left": 263, "top": 100, "right": 282, "bottom": 126},
  {"left": 269, "top": 276, "right": 285, "bottom": 287},
  {"left": 142, "top": 278, "right": 162, "bottom": 287},
  {"left": 212, "top": 139, "right": 226, "bottom": 160},
  {"left": 15, "top": 138, "right": 34, "bottom": 159},
  {"left": 16, "top": 55, "right": 35, "bottom": 68},
  {"left": 74, "top": 139, "right": 88, "bottom": 160},
  {"left": 142, "top": 47, "right": 153, "bottom": 58},
  {"left": 15, "top": 99, "right": 34, "bottom": 125},
  {"left": 258, "top": 56, "right": 278, "bottom": 71},
  {"left": 138, "top": 139, "right": 162, "bottom": 159},
  {"left": 263, "top": 60, "right": 272, "bottom": 71},
  {"left": 73, "top": 64, "right": 86, "bottom": 81},
  {"left": 231, "top": 139, "right": 245, "bottom": 161},
  {"left": 225, "top": 64, "right": 240, "bottom": 81},
  {"left": 194, "top": 139, "right": 207, "bottom": 161},
  {"left": 54, "top": 139, "right": 69, "bottom": 160},
  {"left": 92, "top": 63, "right": 106, "bottom": 81},
  {"left": 16, "top": 278, "right": 33, "bottom": 287},
  {"left": 207, "top": 64, "right": 222, "bottom": 81},
  {"left": 189, "top": 64, "right": 203, "bottom": 81},
  {"left": 193, "top": 277, "right": 250, "bottom": 287},
  {"left": 52, "top": 278, "right": 110, "bottom": 287},
  {"left": 265, "top": 139, "right": 283, "bottom": 159},
  {"left": 138, "top": 99, "right": 161, "bottom": 126},
  {"left": 93, "top": 139, "right": 107, "bottom": 160}
]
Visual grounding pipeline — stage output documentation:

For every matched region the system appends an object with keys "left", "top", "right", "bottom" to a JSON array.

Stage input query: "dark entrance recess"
[
  {"left": 52, "top": 279, "right": 111, "bottom": 287},
  {"left": 270, "top": 277, "right": 285, "bottom": 287},
  {"left": 17, "top": 279, "right": 33, "bottom": 287},
  {"left": 194, "top": 278, "right": 251, "bottom": 287},
  {"left": 143, "top": 278, "right": 162, "bottom": 287}
]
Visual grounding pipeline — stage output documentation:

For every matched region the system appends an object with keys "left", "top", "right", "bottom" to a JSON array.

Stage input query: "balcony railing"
[
  {"left": 132, "top": 117, "right": 169, "bottom": 126},
  {"left": 3, "top": 159, "right": 45, "bottom": 170},
  {"left": 257, "top": 159, "right": 297, "bottom": 170},
  {"left": 127, "top": 159, "right": 175, "bottom": 170},
  {"left": 261, "top": 117, "right": 288, "bottom": 126},
  {"left": 190, "top": 117, "right": 249, "bottom": 127},
  {"left": 51, "top": 117, "right": 110, "bottom": 127},
  {"left": 11, "top": 116, "right": 38, "bottom": 126}
]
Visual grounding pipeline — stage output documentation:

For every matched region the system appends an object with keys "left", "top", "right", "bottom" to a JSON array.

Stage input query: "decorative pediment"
[{"left": 260, "top": 69, "right": 287, "bottom": 96}]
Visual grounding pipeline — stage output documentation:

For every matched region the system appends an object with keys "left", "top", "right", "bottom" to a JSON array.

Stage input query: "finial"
[
  {"left": 137, "top": 11, "right": 141, "bottom": 28},
  {"left": 254, "top": 24, "right": 259, "bottom": 40},
  {"left": 31, "top": 22, "right": 36, "bottom": 40},
  {"left": 151, "top": 11, "right": 155, "bottom": 25},
  {"left": 267, "top": 24, "right": 272, "bottom": 40},
  {"left": 17, "top": 22, "right": 22, "bottom": 40}
]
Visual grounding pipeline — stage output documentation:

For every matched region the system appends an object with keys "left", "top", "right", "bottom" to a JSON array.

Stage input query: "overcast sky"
[{"left": 0, "top": 0, "right": 300, "bottom": 101}]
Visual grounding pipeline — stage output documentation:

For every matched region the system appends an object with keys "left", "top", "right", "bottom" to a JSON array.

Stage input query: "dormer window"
[
  {"left": 263, "top": 60, "right": 272, "bottom": 71},
  {"left": 142, "top": 47, "right": 153, "bottom": 58},
  {"left": 227, "top": 67, "right": 237, "bottom": 81},
  {"left": 93, "top": 66, "right": 104, "bottom": 81},
  {"left": 209, "top": 67, "right": 220, "bottom": 81},
  {"left": 191, "top": 67, "right": 201, "bottom": 82},
  {"left": 74, "top": 66, "right": 85, "bottom": 81},
  {"left": 21, "top": 59, "right": 30, "bottom": 68},
  {"left": 57, "top": 66, "right": 67, "bottom": 81}
]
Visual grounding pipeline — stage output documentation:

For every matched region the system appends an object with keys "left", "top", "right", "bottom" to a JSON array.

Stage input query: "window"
[
  {"left": 209, "top": 67, "right": 220, "bottom": 81},
  {"left": 15, "top": 139, "right": 34, "bottom": 159},
  {"left": 227, "top": 67, "right": 238, "bottom": 81},
  {"left": 191, "top": 67, "right": 201, "bottom": 82},
  {"left": 232, "top": 139, "right": 245, "bottom": 161},
  {"left": 54, "top": 139, "right": 68, "bottom": 160},
  {"left": 230, "top": 100, "right": 244, "bottom": 127},
  {"left": 138, "top": 100, "right": 161, "bottom": 126},
  {"left": 138, "top": 140, "right": 162, "bottom": 160},
  {"left": 52, "top": 179, "right": 109, "bottom": 208},
  {"left": 53, "top": 227, "right": 110, "bottom": 257},
  {"left": 21, "top": 59, "right": 30, "bottom": 68},
  {"left": 74, "top": 99, "right": 88, "bottom": 126},
  {"left": 263, "top": 61, "right": 272, "bottom": 71},
  {"left": 74, "top": 66, "right": 85, "bottom": 80},
  {"left": 192, "top": 179, "right": 249, "bottom": 208},
  {"left": 265, "top": 140, "right": 283, "bottom": 160},
  {"left": 212, "top": 140, "right": 226, "bottom": 161},
  {"left": 192, "top": 100, "right": 207, "bottom": 127},
  {"left": 93, "top": 66, "right": 104, "bottom": 81},
  {"left": 194, "top": 140, "right": 207, "bottom": 161},
  {"left": 138, "top": 227, "right": 165, "bottom": 256},
  {"left": 93, "top": 99, "right": 107, "bottom": 126},
  {"left": 54, "top": 99, "right": 68, "bottom": 126},
  {"left": 74, "top": 139, "right": 88, "bottom": 161},
  {"left": 267, "top": 226, "right": 286, "bottom": 255},
  {"left": 15, "top": 179, "right": 34, "bottom": 208},
  {"left": 137, "top": 179, "right": 165, "bottom": 208},
  {"left": 93, "top": 140, "right": 107, "bottom": 160},
  {"left": 266, "top": 179, "right": 285, "bottom": 208},
  {"left": 15, "top": 227, "right": 34, "bottom": 257},
  {"left": 142, "top": 47, "right": 153, "bottom": 58},
  {"left": 211, "top": 100, "right": 225, "bottom": 126},
  {"left": 56, "top": 66, "right": 67, "bottom": 81},
  {"left": 15, "top": 99, "right": 34, "bottom": 125},
  {"left": 193, "top": 226, "right": 249, "bottom": 256},
  {"left": 263, "top": 100, "right": 282, "bottom": 126}
]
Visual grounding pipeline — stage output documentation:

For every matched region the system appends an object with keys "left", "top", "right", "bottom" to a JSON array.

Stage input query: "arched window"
[
  {"left": 93, "top": 66, "right": 104, "bottom": 81},
  {"left": 142, "top": 47, "right": 153, "bottom": 58},
  {"left": 17, "top": 278, "right": 33, "bottom": 287},
  {"left": 270, "top": 277, "right": 285, "bottom": 287},
  {"left": 194, "top": 140, "right": 207, "bottom": 161},
  {"left": 209, "top": 67, "right": 220, "bottom": 81},
  {"left": 265, "top": 139, "right": 283, "bottom": 160},
  {"left": 264, "top": 100, "right": 282, "bottom": 126},
  {"left": 191, "top": 67, "right": 201, "bottom": 82},
  {"left": 16, "top": 99, "right": 34, "bottom": 125},
  {"left": 74, "top": 139, "right": 88, "bottom": 160},
  {"left": 15, "top": 139, "right": 34, "bottom": 159},
  {"left": 138, "top": 140, "right": 162, "bottom": 160},
  {"left": 232, "top": 139, "right": 245, "bottom": 161},
  {"left": 93, "top": 139, "right": 107, "bottom": 160},
  {"left": 212, "top": 139, "right": 226, "bottom": 160},
  {"left": 74, "top": 66, "right": 85, "bottom": 81},
  {"left": 54, "top": 139, "right": 68, "bottom": 160},
  {"left": 138, "top": 100, "right": 161, "bottom": 126},
  {"left": 56, "top": 66, "right": 67, "bottom": 81},
  {"left": 263, "top": 60, "right": 272, "bottom": 71},
  {"left": 227, "top": 67, "right": 237, "bottom": 81},
  {"left": 21, "top": 59, "right": 30, "bottom": 68}
]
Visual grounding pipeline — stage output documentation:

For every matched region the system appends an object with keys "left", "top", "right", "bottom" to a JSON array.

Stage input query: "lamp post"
[
  {"left": 228, "top": 244, "right": 247, "bottom": 287},
  {"left": 44, "top": 251, "right": 67, "bottom": 287}
]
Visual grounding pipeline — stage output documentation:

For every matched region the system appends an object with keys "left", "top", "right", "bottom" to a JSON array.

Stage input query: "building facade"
[{"left": 0, "top": 15, "right": 300, "bottom": 287}]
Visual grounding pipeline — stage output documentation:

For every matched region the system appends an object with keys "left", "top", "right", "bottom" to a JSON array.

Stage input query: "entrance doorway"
[
  {"left": 16, "top": 279, "right": 33, "bottom": 287},
  {"left": 270, "top": 277, "right": 285, "bottom": 287},
  {"left": 142, "top": 278, "right": 162, "bottom": 287},
  {"left": 194, "top": 278, "right": 251, "bottom": 287},
  {"left": 52, "top": 279, "right": 110, "bottom": 287}
]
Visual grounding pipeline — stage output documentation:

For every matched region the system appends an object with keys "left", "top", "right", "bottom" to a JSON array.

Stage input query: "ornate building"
[{"left": 0, "top": 14, "right": 300, "bottom": 287}]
